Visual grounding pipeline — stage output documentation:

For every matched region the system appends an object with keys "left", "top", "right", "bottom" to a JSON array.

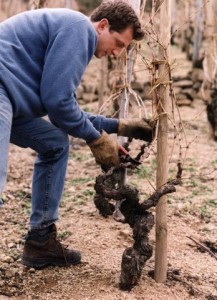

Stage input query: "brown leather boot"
[{"left": 21, "top": 224, "right": 81, "bottom": 268}]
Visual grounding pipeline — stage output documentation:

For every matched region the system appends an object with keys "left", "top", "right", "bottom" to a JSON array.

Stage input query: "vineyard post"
[
  {"left": 201, "top": 0, "right": 217, "bottom": 99},
  {"left": 118, "top": 0, "right": 141, "bottom": 185},
  {"left": 154, "top": 0, "right": 171, "bottom": 283},
  {"left": 192, "top": 0, "right": 204, "bottom": 67}
]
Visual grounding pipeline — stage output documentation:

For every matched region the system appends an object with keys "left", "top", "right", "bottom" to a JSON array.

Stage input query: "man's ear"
[{"left": 97, "top": 18, "right": 109, "bottom": 34}]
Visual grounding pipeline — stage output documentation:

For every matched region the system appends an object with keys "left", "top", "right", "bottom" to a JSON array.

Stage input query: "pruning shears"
[{"left": 119, "top": 145, "right": 141, "bottom": 167}]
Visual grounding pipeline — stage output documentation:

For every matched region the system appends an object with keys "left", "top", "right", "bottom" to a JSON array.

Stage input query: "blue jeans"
[
  {"left": 0, "top": 85, "right": 118, "bottom": 229},
  {"left": 0, "top": 86, "right": 13, "bottom": 195},
  {"left": 0, "top": 86, "right": 69, "bottom": 229}
]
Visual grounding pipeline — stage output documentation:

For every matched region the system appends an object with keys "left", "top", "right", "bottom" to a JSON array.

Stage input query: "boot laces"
[{"left": 52, "top": 235, "right": 69, "bottom": 265}]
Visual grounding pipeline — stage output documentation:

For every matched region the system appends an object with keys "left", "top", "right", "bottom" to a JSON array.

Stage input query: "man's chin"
[{"left": 94, "top": 51, "right": 105, "bottom": 59}]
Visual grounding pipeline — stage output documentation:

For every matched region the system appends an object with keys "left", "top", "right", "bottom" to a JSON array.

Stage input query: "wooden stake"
[
  {"left": 119, "top": 0, "right": 141, "bottom": 117},
  {"left": 192, "top": 0, "right": 204, "bottom": 67},
  {"left": 154, "top": 0, "right": 171, "bottom": 283},
  {"left": 98, "top": 57, "right": 108, "bottom": 110},
  {"left": 118, "top": 0, "right": 141, "bottom": 185},
  {"left": 201, "top": 0, "right": 217, "bottom": 100}
]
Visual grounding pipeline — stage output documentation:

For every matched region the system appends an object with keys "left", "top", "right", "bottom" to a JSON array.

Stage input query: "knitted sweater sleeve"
[{"left": 40, "top": 20, "right": 101, "bottom": 142}]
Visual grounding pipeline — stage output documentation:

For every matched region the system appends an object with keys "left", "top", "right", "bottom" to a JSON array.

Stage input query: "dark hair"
[{"left": 90, "top": 0, "right": 144, "bottom": 41}]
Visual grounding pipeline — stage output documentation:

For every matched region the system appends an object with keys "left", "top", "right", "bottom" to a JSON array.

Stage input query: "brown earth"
[{"left": 0, "top": 41, "right": 217, "bottom": 300}]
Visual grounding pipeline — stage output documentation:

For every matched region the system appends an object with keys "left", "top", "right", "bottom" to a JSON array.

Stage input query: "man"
[{"left": 0, "top": 0, "right": 153, "bottom": 268}]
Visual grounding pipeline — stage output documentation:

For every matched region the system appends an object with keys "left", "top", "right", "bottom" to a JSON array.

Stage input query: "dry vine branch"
[
  {"left": 187, "top": 236, "right": 217, "bottom": 260},
  {"left": 31, "top": 0, "right": 46, "bottom": 9}
]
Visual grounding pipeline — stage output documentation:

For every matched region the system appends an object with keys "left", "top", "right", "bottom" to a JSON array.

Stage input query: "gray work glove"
[
  {"left": 118, "top": 118, "right": 154, "bottom": 142},
  {"left": 88, "top": 131, "right": 121, "bottom": 167}
]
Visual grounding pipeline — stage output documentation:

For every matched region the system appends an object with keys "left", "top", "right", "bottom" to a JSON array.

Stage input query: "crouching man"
[{"left": 0, "top": 0, "right": 153, "bottom": 268}]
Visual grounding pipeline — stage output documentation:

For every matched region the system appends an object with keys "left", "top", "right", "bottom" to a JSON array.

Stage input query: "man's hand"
[
  {"left": 88, "top": 131, "right": 121, "bottom": 167},
  {"left": 118, "top": 118, "right": 155, "bottom": 142}
]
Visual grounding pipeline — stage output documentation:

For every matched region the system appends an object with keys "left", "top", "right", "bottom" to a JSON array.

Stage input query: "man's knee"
[
  {"left": 38, "top": 131, "right": 70, "bottom": 162},
  {"left": 53, "top": 132, "right": 70, "bottom": 158}
]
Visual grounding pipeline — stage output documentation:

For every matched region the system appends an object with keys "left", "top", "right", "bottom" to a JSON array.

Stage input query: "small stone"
[
  {"left": 0, "top": 280, "right": 5, "bottom": 287},
  {"left": 29, "top": 268, "right": 36, "bottom": 273},
  {"left": 8, "top": 242, "right": 16, "bottom": 248},
  {"left": 5, "top": 269, "right": 14, "bottom": 278},
  {"left": 119, "top": 229, "right": 131, "bottom": 239},
  {"left": 0, "top": 255, "right": 13, "bottom": 263}
]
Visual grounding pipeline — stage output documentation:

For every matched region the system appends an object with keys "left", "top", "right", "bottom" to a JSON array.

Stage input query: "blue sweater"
[{"left": 0, "top": 8, "right": 118, "bottom": 142}]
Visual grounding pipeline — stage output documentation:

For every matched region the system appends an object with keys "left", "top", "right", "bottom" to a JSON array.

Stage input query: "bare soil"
[{"left": 0, "top": 46, "right": 217, "bottom": 300}]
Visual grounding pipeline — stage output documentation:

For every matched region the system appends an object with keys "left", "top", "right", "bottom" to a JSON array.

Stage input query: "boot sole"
[{"left": 21, "top": 256, "right": 81, "bottom": 268}]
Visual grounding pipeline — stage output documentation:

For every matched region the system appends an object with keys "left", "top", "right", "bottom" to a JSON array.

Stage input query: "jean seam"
[{"left": 43, "top": 164, "right": 53, "bottom": 222}]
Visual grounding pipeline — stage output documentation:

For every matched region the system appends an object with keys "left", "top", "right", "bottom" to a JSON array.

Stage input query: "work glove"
[
  {"left": 118, "top": 118, "right": 154, "bottom": 142},
  {"left": 88, "top": 131, "right": 123, "bottom": 167}
]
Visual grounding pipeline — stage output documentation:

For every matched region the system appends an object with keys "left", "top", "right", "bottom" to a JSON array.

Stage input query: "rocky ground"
[{"left": 0, "top": 39, "right": 217, "bottom": 300}]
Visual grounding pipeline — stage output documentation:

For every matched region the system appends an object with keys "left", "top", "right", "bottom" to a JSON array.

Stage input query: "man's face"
[{"left": 94, "top": 19, "right": 133, "bottom": 58}]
